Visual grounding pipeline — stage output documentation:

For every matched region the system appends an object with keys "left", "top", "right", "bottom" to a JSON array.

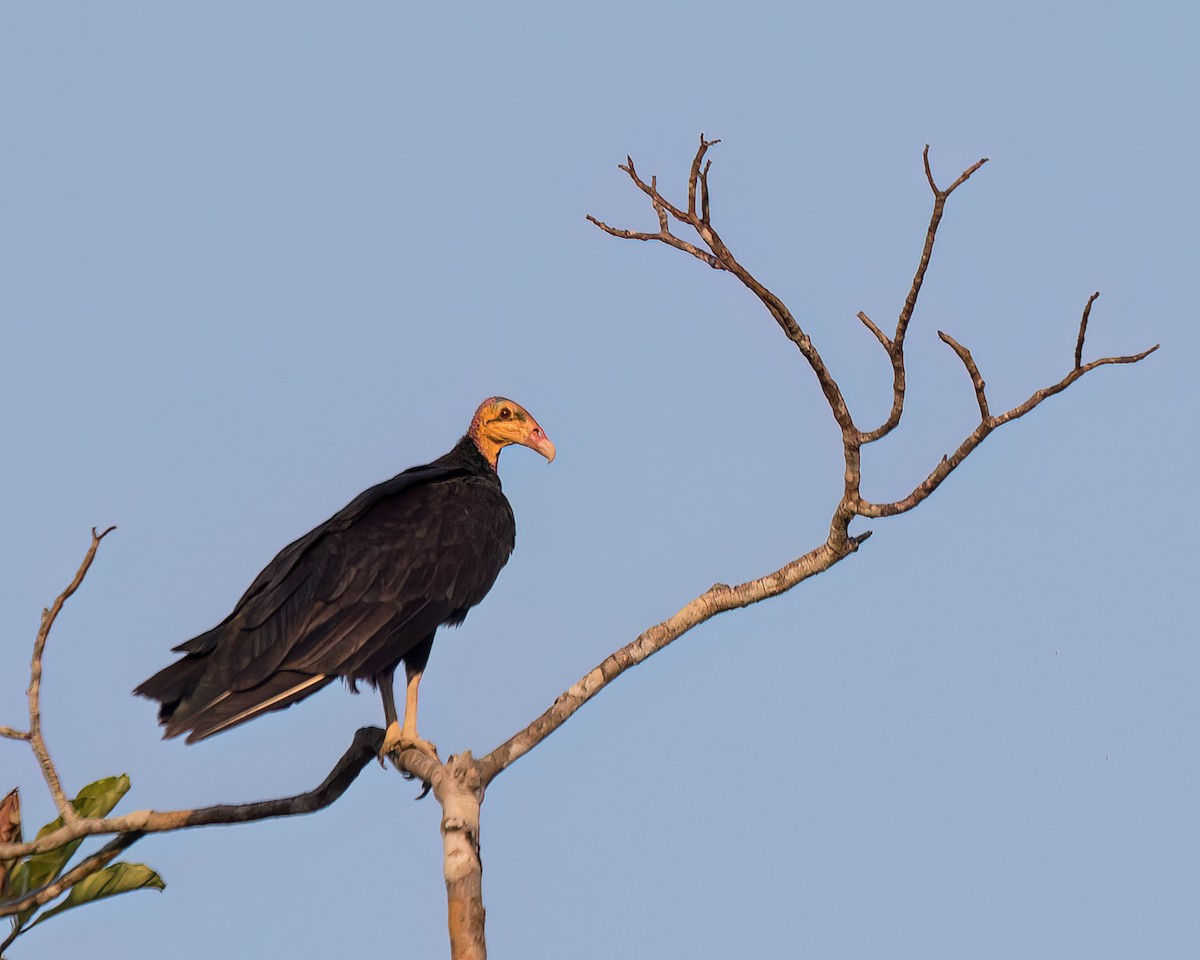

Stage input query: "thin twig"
[
  {"left": 859, "top": 341, "right": 1158, "bottom": 518},
  {"left": 686, "top": 133, "right": 721, "bottom": 218},
  {"left": 856, "top": 311, "right": 891, "bottom": 350},
  {"left": 938, "top": 331, "right": 991, "bottom": 422},
  {"left": 0, "top": 728, "right": 30, "bottom": 742},
  {"left": 1075, "top": 291, "right": 1100, "bottom": 369},
  {"left": 585, "top": 215, "right": 724, "bottom": 269},
  {"left": 27, "top": 526, "right": 116, "bottom": 824},
  {"left": 990, "top": 344, "right": 1158, "bottom": 428},
  {"left": 860, "top": 149, "right": 988, "bottom": 444},
  {"left": 621, "top": 156, "right": 690, "bottom": 224}
]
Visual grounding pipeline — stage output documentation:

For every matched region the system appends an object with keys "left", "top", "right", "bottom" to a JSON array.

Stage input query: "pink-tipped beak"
[{"left": 525, "top": 425, "right": 555, "bottom": 463}]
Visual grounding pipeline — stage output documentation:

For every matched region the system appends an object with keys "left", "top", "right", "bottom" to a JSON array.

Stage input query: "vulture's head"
[{"left": 469, "top": 397, "right": 555, "bottom": 468}]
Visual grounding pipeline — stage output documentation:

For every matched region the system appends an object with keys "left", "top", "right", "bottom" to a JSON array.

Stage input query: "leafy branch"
[{"left": 0, "top": 531, "right": 388, "bottom": 955}]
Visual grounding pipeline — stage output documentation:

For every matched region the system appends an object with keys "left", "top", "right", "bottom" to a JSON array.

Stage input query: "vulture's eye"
[{"left": 499, "top": 408, "right": 512, "bottom": 420}]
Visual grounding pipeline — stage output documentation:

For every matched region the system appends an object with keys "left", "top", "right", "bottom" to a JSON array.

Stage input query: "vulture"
[{"left": 135, "top": 397, "right": 554, "bottom": 759}]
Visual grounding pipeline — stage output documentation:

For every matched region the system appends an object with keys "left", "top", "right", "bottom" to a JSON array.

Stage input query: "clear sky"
[{"left": 2, "top": 2, "right": 1196, "bottom": 957}]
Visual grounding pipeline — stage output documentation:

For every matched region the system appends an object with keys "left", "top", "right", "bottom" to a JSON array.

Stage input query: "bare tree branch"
[
  {"left": 937, "top": 331, "right": 991, "bottom": 422},
  {"left": 0, "top": 729, "right": 29, "bottom": 743},
  {"left": 559, "top": 137, "right": 1157, "bottom": 782},
  {"left": 26, "top": 526, "right": 116, "bottom": 825},
  {"left": 0, "top": 726, "right": 384, "bottom": 868},
  {"left": 858, "top": 147, "right": 989, "bottom": 445},
  {"left": 1075, "top": 291, "right": 1100, "bottom": 370},
  {"left": 478, "top": 532, "right": 873, "bottom": 785},
  {"left": 586, "top": 213, "right": 724, "bottom": 269},
  {"left": 859, "top": 335, "right": 1160, "bottom": 519},
  {"left": 687, "top": 135, "right": 721, "bottom": 218},
  {"left": 989, "top": 343, "right": 1159, "bottom": 428},
  {"left": 587, "top": 135, "right": 859, "bottom": 447},
  {"left": 856, "top": 310, "right": 891, "bottom": 351}
]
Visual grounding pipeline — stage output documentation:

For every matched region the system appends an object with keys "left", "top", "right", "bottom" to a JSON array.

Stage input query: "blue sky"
[{"left": 2, "top": 2, "right": 1196, "bottom": 957}]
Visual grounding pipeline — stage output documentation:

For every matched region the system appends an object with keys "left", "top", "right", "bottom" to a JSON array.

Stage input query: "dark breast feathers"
[{"left": 135, "top": 436, "right": 516, "bottom": 742}]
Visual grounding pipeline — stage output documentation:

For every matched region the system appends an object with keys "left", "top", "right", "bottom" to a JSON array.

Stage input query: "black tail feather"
[{"left": 135, "top": 655, "right": 333, "bottom": 743}]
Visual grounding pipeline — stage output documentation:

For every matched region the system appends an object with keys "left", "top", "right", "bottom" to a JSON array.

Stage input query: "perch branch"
[
  {"left": 3, "top": 532, "right": 391, "bottom": 884},
  {"left": 0, "top": 726, "right": 385, "bottom": 867},
  {"left": 478, "top": 532, "right": 873, "bottom": 785}
]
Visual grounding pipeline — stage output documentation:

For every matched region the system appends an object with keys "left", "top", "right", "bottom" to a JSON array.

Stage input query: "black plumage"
[{"left": 135, "top": 398, "right": 553, "bottom": 749}]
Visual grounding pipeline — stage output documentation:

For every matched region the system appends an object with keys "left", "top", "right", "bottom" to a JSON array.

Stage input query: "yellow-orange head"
[{"left": 468, "top": 397, "right": 555, "bottom": 469}]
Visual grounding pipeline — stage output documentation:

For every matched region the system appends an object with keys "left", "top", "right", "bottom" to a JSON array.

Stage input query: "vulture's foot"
[{"left": 380, "top": 721, "right": 441, "bottom": 767}]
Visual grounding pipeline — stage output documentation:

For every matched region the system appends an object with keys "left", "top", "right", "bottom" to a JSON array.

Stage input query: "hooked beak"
[{"left": 523, "top": 425, "right": 555, "bottom": 463}]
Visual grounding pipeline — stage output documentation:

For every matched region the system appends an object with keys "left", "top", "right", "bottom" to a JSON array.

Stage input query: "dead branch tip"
[
  {"left": 937, "top": 330, "right": 991, "bottom": 422},
  {"left": 856, "top": 310, "right": 891, "bottom": 350},
  {"left": 1075, "top": 291, "right": 1102, "bottom": 369},
  {"left": 946, "top": 157, "right": 989, "bottom": 194},
  {"left": 923, "top": 146, "right": 989, "bottom": 196}
]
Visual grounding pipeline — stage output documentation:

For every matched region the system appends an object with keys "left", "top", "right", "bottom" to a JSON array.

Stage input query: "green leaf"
[
  {"left": 25, "top": 862, "right": 164, "bottom": 930},
  {"left": 6, "top": 775, "right": 130, "bottom": 920}
]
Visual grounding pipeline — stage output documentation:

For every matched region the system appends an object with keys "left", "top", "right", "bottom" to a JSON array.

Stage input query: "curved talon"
[{"left": 413, "top": 779, "right": 433, "bottom": 800}]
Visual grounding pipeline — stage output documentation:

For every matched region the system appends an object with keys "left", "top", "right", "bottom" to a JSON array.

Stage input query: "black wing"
[{"left": 136, "top": 453, "right": 516, "bottom": 741}]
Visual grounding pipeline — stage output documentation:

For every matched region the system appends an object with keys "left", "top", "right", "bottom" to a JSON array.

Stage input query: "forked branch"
[
  {"left": 589, "top": 134, "right": 857, "bottom": 440},
  {"left": 860, "top": 146, "right": 989, "bottom": 444},
  {"left": 585, "top": 136, "right": 1155, "bottom": 519},
  {"left": 860, "top": 299, "right": 1158, "bottom": 519},
  {"left": 472, "top": 136, "right": 1158, "bottom": 782}
]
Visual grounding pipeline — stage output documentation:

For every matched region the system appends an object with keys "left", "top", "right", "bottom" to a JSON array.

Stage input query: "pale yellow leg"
[{"left": 379, "top": 667, "right": 439, "bottom": 764}]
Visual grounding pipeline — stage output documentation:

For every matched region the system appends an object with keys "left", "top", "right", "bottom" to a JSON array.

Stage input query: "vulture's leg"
[
  {"left": 377, "top": 671, "right": 400, "bottom": 765},
  {"left": 380, "top": 633, "right": 439, "bottom": 763}
]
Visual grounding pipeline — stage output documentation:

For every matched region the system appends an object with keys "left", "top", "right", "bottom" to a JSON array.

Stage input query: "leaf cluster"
[{"left": 1, "top": 777, "right": 163, "bottom": 956}]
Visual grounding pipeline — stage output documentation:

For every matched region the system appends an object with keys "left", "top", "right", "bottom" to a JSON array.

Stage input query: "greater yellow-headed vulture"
[{"left": 135, "top": 398, "right": 553, "bottom": 759}]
